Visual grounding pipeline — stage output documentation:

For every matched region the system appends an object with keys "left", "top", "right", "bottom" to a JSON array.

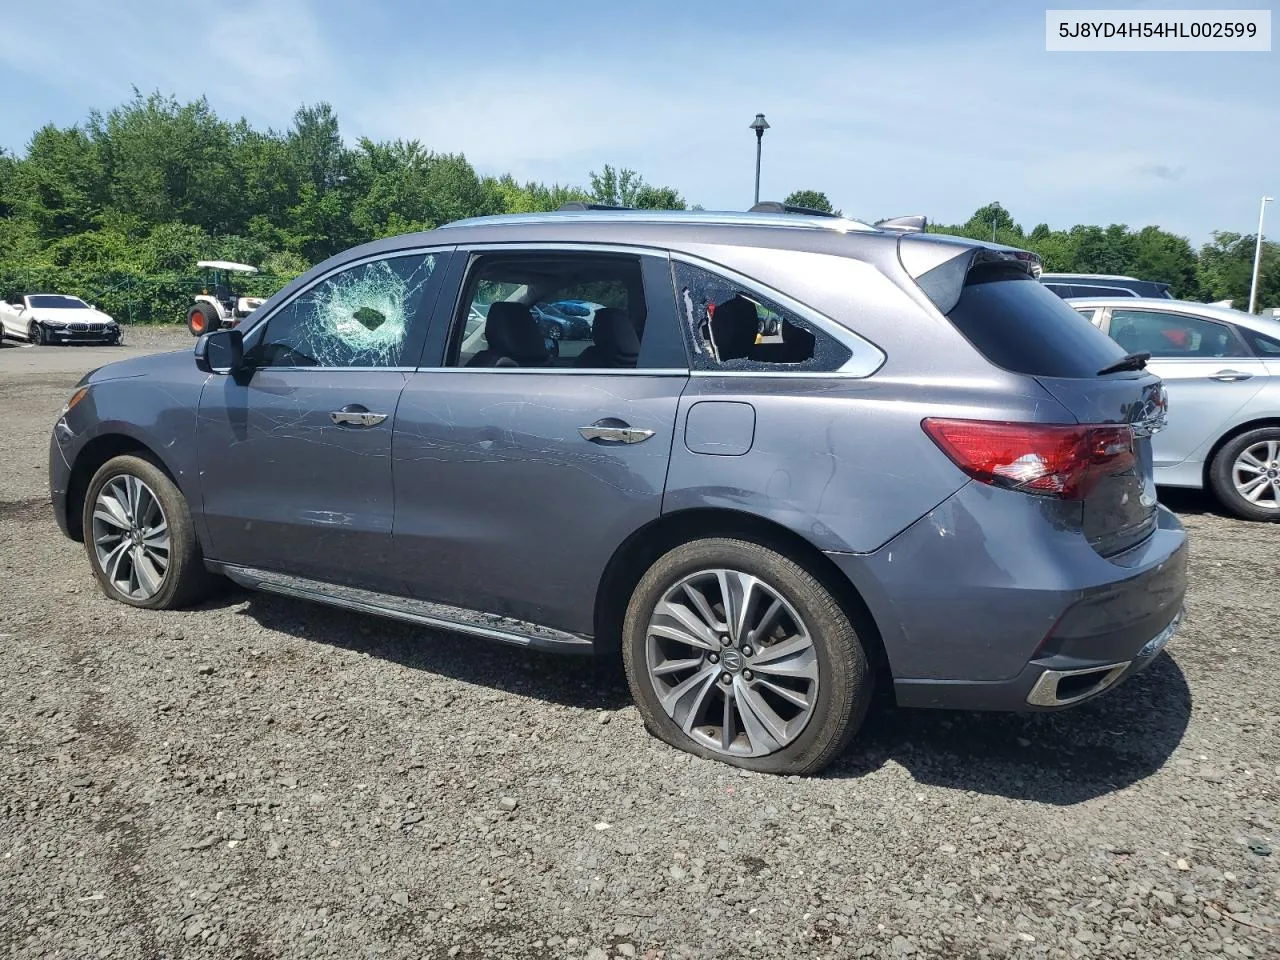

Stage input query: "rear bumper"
[
  {"left": 891, "top": 606, "right": 1183, "bottom": 711},
  {"left": 825, "top": 483, "right": 1188, "bottom": 712}
]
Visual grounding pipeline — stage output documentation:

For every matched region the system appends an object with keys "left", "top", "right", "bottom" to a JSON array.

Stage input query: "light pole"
[
  {"left": 1248, "top": 195, "right": 1272, "bottom": 314},
  {"left": 990, "top": 202, "right": 1002, "bottom": 242},
  {"left": 749, "top": 113, "right": 769, "bottom": 206}
]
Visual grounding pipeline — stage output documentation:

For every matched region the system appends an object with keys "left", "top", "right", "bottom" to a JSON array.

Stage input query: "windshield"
[{"left": 28, "top": 295, "right": 89, "bottom": 309}]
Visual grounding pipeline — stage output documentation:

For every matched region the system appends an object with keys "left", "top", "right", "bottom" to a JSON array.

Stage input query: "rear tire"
[
  {"left": 82, "top": 454, "right": 220, "bottom": 609},
  {"left": 1209, "top": 427, "right": 1280, "bottom": 521},
  {"left": 622, "top": 537, "right": 872, "bottom": 775},
  {"left": 187, "top": 303, "right": 219, "bottom": 337}
]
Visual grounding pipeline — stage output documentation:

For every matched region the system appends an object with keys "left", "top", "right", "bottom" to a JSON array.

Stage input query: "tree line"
[
  {"left": 0, "top": 92, "right": 1274, "bottom": 324},
  {"left": 786, "top": 193, "right": 1277, "bottom": 308}
]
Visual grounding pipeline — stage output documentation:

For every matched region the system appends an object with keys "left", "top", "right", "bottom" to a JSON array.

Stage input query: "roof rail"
[
  {"left": 557, "top": 201, "right": 633, "bottom": 212},
  {"left": 749, "top": 200, "right": 841, "bottom": 219},
  {"left": 439, "top": 209, "right": 878, "bottom": 233}
]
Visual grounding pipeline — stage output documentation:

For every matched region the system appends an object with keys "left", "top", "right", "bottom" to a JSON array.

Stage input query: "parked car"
[
  {"left": 532, "top": 301, "right": 592, "bottom": 340},
  {"left": 1, "top": 294, "right": 121, "bottom": 345},
  {"left": 1068, "top": 297, "right": 1280, "bottom": 520},
  {"left": 1042, "top": 273, "right": 1173, "bottom": 300},
  {"left": 49, "top": 209, "right": 1186, "bottom": 775}
]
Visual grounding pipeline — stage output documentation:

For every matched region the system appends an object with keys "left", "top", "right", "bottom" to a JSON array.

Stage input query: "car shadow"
[
  {"left": 823, "top": 652, "right": 1192, "bottom": 804},
  {"left": 225, "top": 588, "right": 1191, "bottom": 804},
  {"left": 225, "top": 588, "right": 631, "bottom": 710},
  {"left": 1159, "top": 487, "right": 1226, "bottom": 518}
]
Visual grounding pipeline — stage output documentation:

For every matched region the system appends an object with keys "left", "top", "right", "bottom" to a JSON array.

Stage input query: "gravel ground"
[{"left": 1, "top": 328, "right": 1277, "bottom": 960}]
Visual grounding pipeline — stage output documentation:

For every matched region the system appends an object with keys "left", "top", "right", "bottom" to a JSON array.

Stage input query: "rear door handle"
[
  {"left": 330, "top": 404, "right": 388, "bottom": 427},
  {"left": 578, "top": 419, "right": 654, "bottom": 444},
  {"left": 1210, "top": 370, "right": 1253, "bottom": 382}
]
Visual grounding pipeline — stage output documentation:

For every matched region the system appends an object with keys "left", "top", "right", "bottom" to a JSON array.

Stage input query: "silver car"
[
  {"left": 1070, "top": 297, "right": 1280, "bottom": 520},
  {"left": 47, "top": 211, "right": 1188, "bottom": 775}
]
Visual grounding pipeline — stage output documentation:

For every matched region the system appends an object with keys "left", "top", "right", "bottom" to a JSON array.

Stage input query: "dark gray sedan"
[{"left": 49, "top": 209, "right": 1187, "bottom": 774}]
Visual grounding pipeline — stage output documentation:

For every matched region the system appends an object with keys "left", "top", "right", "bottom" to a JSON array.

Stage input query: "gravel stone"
[{"left": 1, "top": 330, "right": 1277, "bottom": 959}]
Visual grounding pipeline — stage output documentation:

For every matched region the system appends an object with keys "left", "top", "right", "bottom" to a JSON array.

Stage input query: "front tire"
[
  {"left": 82, "top": 455, "right": 219, "bottom": 609},
  {"left": 622, "top": 537, "right": 872, "bottom": 775},
  {"left": 28, "top": 321, "right": 45, "bottom": 346},
  {"left": 1209, "top": 427, "right": 1280, "bottom": 521}
]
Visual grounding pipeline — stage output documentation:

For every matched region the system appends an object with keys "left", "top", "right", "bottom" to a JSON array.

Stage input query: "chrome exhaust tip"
[{"left": 1026, "top": 662, "right": 1130, "bottom": 707}]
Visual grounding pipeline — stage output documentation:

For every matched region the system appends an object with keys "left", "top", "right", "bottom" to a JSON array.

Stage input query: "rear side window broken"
[{"left": 672, "top": 261, "right": 851, "bottom": 373}]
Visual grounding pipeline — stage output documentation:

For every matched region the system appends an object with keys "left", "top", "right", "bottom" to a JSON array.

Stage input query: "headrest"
[
  {"left": 591, "top": 307, "right": 640, "bottom": 366},
  {"left": 710, "top": 295, "right": 759, "bottom": 361},
  {"left": 485, "top": 302, "right": 548, "bottom": 364}
]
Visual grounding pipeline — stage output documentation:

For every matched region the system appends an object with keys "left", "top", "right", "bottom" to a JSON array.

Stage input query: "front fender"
[{"left": 54, "top": 367, "right": 207, "bottom": 543}]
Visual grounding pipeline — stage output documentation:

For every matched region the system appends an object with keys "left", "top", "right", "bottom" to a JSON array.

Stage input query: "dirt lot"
[{"left": 1, "top": 328, "right": 1277, "bottom": 960}]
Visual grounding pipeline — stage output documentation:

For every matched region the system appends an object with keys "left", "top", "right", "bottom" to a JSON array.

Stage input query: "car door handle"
[
  {"left": 330, "top": 404, "right": 388, "bottom": 427},
  {"left": 1210, "top": 370, "right": 1253, "bottom": 382},
  {"left": 578, "top": 420, "right": 655, "bottom": 444}
]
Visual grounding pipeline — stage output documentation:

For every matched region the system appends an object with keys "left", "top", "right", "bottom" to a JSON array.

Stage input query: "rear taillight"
[{"left": 922, "top": 419, "right": 1135, "bottom": 500}]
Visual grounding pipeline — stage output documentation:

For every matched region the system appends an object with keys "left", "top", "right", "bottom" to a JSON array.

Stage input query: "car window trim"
[
  {"left": 422, "top": 242, "right": 689, "bottom": 373},
  {"left": 668, "top": 252, "right": 886, "bottom": 378},
  {"left": 237, "top": 245, "right": 456, "bottom": 370}
]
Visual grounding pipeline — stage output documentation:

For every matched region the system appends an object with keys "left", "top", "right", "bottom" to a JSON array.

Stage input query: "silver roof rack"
[{"left": 440, "top": 209, "right": 877, "bottom": 234}]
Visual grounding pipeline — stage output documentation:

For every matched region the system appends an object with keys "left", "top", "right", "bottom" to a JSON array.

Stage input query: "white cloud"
[{"left": 2, "top": 1, "right": 1274, "bottom": 241}]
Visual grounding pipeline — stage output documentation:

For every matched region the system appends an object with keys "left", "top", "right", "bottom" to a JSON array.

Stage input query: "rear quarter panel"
[{"left": 660, "top": 243, "right": 1084, "bottom": 553}]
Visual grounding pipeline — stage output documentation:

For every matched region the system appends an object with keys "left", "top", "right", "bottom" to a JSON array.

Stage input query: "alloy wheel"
[
  {"left": 92, "top": 474, "right": 171, "bottom": 600},
  {"left": 1231, "top": 439, "right": 1280, "bottom": 511},
  {"left": 645, "top": 568, "right": 819, "bottom": 758}
]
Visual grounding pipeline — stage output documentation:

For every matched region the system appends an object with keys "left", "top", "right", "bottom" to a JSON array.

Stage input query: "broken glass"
[
  {"left": 672, "top": 261, "right": 851, "bottom": 373},
  {"left": 254, "top": 254, "right": 436, "bottom": 368}
]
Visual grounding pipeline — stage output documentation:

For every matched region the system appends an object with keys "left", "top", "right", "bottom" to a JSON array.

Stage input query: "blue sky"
[{"left": 1, "top": 0, "right": 1275, "bottom": 242}]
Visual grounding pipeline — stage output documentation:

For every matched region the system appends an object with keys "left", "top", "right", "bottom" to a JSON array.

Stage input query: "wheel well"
[
  {"left": 64, "top": 435, "right": 157, "bottom": 541},
  {"left": 1202, "top": 418, "right": 1280, "bottom": 487},
  {"left": 593, "top": 508, "right": 889, "bottom": 681}
]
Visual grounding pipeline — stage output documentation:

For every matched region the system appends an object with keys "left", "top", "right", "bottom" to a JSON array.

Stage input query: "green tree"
[
  {"left": 1197, "top": 232, "right": 1280, "bottom": 309},
  {"left": 588, "top": 165, "right": 686, "bottom": 209},
  {"left": 489, "top": 174, "right": 589, "bottom": 213},
  {"left": 7, "top": 124, "right": 106, "bottom": 240},
  {"left": 1131, "top": 226, "right": 1199, "bottom": 299},
  {"left": 89, "top": 92, "right": 241, "bottom": 235}
]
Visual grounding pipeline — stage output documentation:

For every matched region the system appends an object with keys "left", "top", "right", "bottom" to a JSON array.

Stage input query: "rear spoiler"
[
  {"left": 900, "top": 236, "right": 1043, "bottom": 314},
  {"left": 874, "top": 215, "right": 928, "bottom": 233}
]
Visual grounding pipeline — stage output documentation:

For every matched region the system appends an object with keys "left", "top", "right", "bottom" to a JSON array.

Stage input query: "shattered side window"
[
  {"left": 671, "top": 261, "right": 852, "bottom": 373},
  {"left": 253, "top": 254, "right": 437, "bottom": 368}
]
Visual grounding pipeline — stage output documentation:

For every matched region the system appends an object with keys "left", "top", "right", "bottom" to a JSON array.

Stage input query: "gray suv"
[{"left": 49, "top": 210, "right": 1188, "bottom": 774}]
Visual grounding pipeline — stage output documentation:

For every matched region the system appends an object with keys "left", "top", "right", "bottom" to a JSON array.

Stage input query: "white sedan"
[{"left": 0, "top": 294, "right": 121, "bottom": 346}]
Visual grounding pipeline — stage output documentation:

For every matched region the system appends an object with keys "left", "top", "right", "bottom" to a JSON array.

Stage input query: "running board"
[{"left": 210, "top": 563, "right": 594, "bottom": 655}]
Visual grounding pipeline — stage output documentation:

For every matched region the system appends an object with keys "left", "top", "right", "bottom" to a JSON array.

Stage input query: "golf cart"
[{"left": 186, "top": 261, "right": 266, "bottom": 336}]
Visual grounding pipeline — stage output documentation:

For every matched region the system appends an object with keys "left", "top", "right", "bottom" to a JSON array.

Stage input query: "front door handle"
[
  {"left": 330, "top": 404, "right": 388, "bottom": 427},
  {"left": 578, "top": 419, "right": 655, "bottom": 444},
  {"left": 1210, "top": 370, "right": 1253, "bottom": 382}
]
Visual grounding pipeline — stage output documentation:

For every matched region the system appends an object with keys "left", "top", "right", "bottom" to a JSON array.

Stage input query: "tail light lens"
[{"left": 922, "top": 419, "right": 1136, "bottom": 500}]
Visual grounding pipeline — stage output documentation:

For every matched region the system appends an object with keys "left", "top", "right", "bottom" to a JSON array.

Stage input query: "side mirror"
[{"left": 195, "top": 328, "right": 244, "bottom": 375}]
